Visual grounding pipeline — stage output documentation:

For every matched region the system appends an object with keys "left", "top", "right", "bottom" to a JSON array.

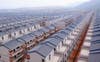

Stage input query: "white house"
[
  {"left": 0, "top": 38, "right": 25, "bottom": 62},
  {"left": 42, "top": 37, "right": 63, "bottom": 53},
  {"left": 45, "top": 25, "right": 56, "bottom": 34},
  {"left": 41, "top": 28, "right": 50, "bottom": 38},
  {"left": 18, "top": 34, "right": 36, "bottom": 50},
  {"left": 32, "top": 29, "right": 45, "bottom": 42},
  {"left": 27, "top": 44, "right": 54, "bottom": 62}
]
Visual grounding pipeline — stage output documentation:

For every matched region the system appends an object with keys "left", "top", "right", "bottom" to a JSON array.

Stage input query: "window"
[
  {"left": 2, "top": 36, "right": 4, "bottom": 40},
  {"left": 27, "top": 42, "right": 30, "bottom": 44},
  {"left": 16, "top": 47, "right": 20, "bottom": 50},
  {"left": 42, "top": 59, "right": 45, "bottom": 62},
  {"left": 0, "top": 30, "right": 2, "bottom": 32},
  {"left": 13, "top": 49, "right": 16, "bottom": 52},
  {"left": 62, "top": 41, "right": 63, "bottom": 45},
  {"left": 14, "top": 55, "right": 17, "bottom": 59},
  {"left": 8, "top": 34, "right": 12, "bottom": 38},
  {"left": 19, "top": 31, "right": 22, "bottom": 34},
  {"left": 30, "top": 40, "right": 32, "bottom": 42},
  {"left": 23, "top": 30, "right": 25, "bottom": 32},
  {"left": 0, "top": 55, "right": 1, "bottom": 58},
  {"left": 49, "top": 55, "right": 51, "bottom": 60},
  {"left": 14, "top": 33, "right": 16, "bottom": 36},
  {"left": 65, "top": 54, "right": 66, "bottom": 57},
  {"left": 34, "top": 26, "right": 37, "bottom": 29},
  {"left": 58, "top": 45, "right": 60, "bottom": 49},
  {"left": 54, "top": 48, "right": 56, "bottom": 51},
  {"left": 27, "top": 28, "right": 30, "bottom": 31}
]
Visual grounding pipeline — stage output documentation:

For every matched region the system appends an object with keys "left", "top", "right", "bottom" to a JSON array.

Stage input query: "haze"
[{"left": 0, "top": 0, "right": 90, "bottom": 9}]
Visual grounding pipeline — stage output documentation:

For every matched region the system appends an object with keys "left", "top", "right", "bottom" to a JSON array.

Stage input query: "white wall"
[
  {"left": 0, "top": 46, "right": 9, "bottom": 62},
  {"left": 56, "top": 42, "right": 62, "bottom": 52},
  {"left": 4, "top": 34, "right": 8, "bottom": 40},
  {"left": 0, "top": 36, "right": 2, "bottom": 42},
  {"left": 45, "top": 50, "right": 54, "bottom": 62},
  {"left": 29, "top": 53, "right": 43, "bottom": 62},
  {"left": 28, "top": 49, "right": 54, "bottom": 62}
]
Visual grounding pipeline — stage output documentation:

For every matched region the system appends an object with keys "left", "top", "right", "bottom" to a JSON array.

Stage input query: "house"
[
  {"left": 0, "top": 32, "right": 9, "bottom": 43},
  {"left": 0, "top": 38, "right": 25, "bottom": 62},
  {"left": 40, "top": 28, "right": 50, "bottom": 38},
  {"left": 28, "top": 33, "right": 37, "bottom": 45},
  {"left": 45, "top": 25, "right": 56, "bottom": 34},
  {"left": 27, "top": 44, "right": 54, "bottom": 62},
  {"left": 42, "top": 37, "right": 63, "bottom": 53},
  {"left": 18, "top": 34, "right": 36, "bottom": 50},
  {"left": 31, "top": 29, "right": 45, "bottom": 42},
  {"left": 50, "top": 24, "right": 59, "bottom": 32},
  {"left": 51, "top": 31, "right": 68, "bottom": 45}
]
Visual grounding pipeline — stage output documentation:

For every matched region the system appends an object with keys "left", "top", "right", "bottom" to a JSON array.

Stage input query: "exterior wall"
[
  {"left": 51, "top": 50, "right": 54, "bottom": 62},
  {"left": 24, "top": 28, "right": 29, "bottom": 34},
  {"left": 20, "top": 30, "right": 24, "bottom": 34},
  {"left": 45, "top": 50, "right": 54, "bottom": 62},
  {"left": 63, "top": 38, "right": 67, "bottom": 45},
  {"left": 56, "top": 42, "right": 62, "bottom": 52},
  {"left": 1, "top": 34, "right": 10, "bottom": 43},
  {"left": 8, "top": 33, "right": 13, "bottom": 40},
  {"left": 29, "top": 53, "right": 43, "bottom": 62},
  {"left": 15, "top": 31, "right": 20, "bottom": 37},
  {"left": 32, "top": 26, "right": 35, "bottom": 31},
  {"left": 59, "top": 42, "right": 62, "bottom": 50},
  {"left": 45, "top": 21, "right": 50, "bottom": 26},
  {"left": 0, "top": 36, "right": 2, "bottom": 42},
  {"left": 30, "top": 26, "right": 33, "bottom": 31},
  {"left": 68, "top": 32, "right": 72, "bottom": 37},
  {"left": 28, "top": 27, "right": 31, "bottom": 32},
  {"left": 11, "top": 32, "right": 15, "bottom": 38},
  {"left": 26, "top": 28, "right": 30, "bottom": 33},
  {"left": 22, "top": 30, "right": 25, "bottom": 34},
  {"left": 0, "top": 46, "right": 9, "bottom": 62},
  {"left": 35, "top": 24, "right": 41, "bottom": 29},
  {"left": 72, "top": 30, "right": 77, "bottom": 34},
  {"left": 65, "top": 39, "right": 72, "bottom": 46},
  {"left": 4, "top": 34, "right": 9, "bottom": 41}
]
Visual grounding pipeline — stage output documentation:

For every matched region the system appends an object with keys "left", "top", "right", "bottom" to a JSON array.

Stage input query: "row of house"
[
  {"left": 0, "top": 16, "right": 60, "bottom": 28},
  {"left": 88, "top": 14, "right": 100, "bottom": 62},
  {"left": 0, "top": 11, "right": 89, "bottom": 62},
  {"left": 0, "top": 17, "right": 48, "bottom": 43},
  {"left": 0, "top": 23, "right": 60, "bottom": 62},
  {"left": 0, "top": 15, "right": 74, "bottom": 44},
  {"left": 0, "top": 21, "right": 41, "bottom": 43},
  {"left": 76, "top": 11, "right": 95, "bottom": 62},
  {"left": 26, "top": 14, "right": 90, "bottom": 62},
  {"left": 25, "top": 12, "right": 94, "bottom": 62},
  {"left": 67, "top": 11, "right": 95, "bottom": 62},
  {"left": 0, "top": 15, "right": 75, "bottom": 62},
  {"left": 77, "top": 22, "right": 93, "bottom": 62}
]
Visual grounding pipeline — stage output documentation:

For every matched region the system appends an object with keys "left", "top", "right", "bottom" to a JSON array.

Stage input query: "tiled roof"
[
  {"left": 43, "top": 38, "right": 62, "bottom": 47},
  {"left": 28, "top": 44, "right": 54, "bottom": 58},
  {"left": 18, "top": 34, "right": 33, "bottom": 43},
  {"left": 33, "top": 29, "right": 44, "bottom": 37},
  {"left": 3, "top": 39, "right": 24, "bottom": 50}
]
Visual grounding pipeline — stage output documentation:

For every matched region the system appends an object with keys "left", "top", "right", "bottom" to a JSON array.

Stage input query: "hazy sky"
[{"left": 0, "top": 0, "right": 90, "bottom": 9}]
